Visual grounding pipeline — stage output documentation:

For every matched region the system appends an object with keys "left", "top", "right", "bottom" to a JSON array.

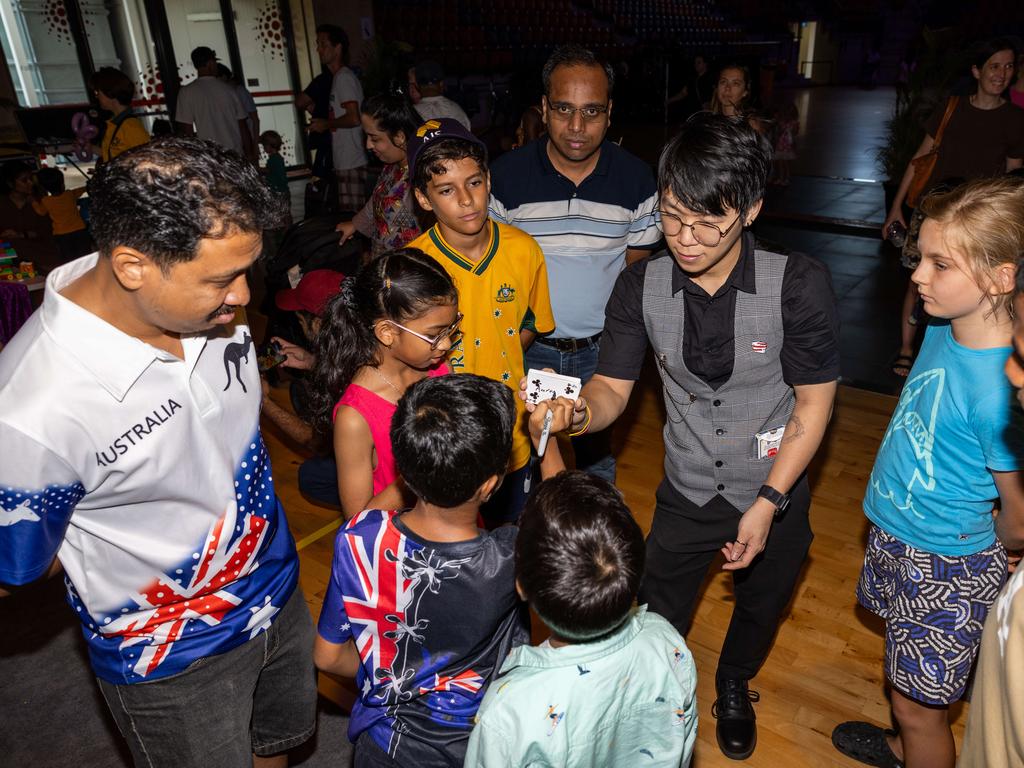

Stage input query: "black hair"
[
  {"left": 972, "top": 37, "right": 1017, "bottom": 71},
  {"left": 309, "top": 248, "right": 458, "bottom": 440},
  {"left": 36, "top": 167, "right": 65, "bottom": 196},
  {"left": 363, "top": 92, "right": 421, "bottom": 149},
  {"left": 541, "top": 44, "right": 615, "bottom": 97},
  {"left": 412, "top": 138, "right": 488, "bottom": 194},
  {"left": 90, "top": 67, "right": 135, "bottom": 106},
  {"left": 517, "top": 471, "right": 645, "bottom": 642},
  {"left": 87, "top": 136, "right": 286, "bottom": 269},
  {"left": 1, "top": 161, "right": 33, "bottom": 193},
  {"left": 391, "top": 374, "right": 514, "bottom": 508},
  {"left": 190, "top": 47, "right": 216, "bottom": 69},
  {"left": 657, "top": 112, "right": 771, "bottom": 218},
  {"left": 316, "top": 24, "right": 349, "bottom": 57},
  {"left": 216, "top": 63, "right": 233, "bottom": 80},
  {"left": 259, "top": 130, "right": 282, "bottom": 151}
]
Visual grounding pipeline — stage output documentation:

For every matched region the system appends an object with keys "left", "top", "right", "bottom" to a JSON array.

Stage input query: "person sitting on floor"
[{"left": 260, "top": 268, "right": 344, "bottom": 507}]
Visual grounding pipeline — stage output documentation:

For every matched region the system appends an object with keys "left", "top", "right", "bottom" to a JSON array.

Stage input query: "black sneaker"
[{"left": 713, "top": 677, "right": 759, "bottom": 760}]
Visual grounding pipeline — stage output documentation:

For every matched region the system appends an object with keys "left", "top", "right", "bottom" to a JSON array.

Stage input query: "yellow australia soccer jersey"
[{"left": 411, "top": 220, "right": 554, "bottom": 471}]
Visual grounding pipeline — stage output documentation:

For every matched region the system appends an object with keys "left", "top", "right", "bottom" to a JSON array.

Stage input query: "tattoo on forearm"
[{"left": 783, "top": 415, "right": 805, "bottom": 442}]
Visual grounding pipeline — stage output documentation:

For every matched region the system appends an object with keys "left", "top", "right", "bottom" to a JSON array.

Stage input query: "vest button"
[
  {"left": 713, "top": 399, "right": 721, "bottom": 407},
  {"left": 717, "top": 483, "right": 725, "bottom": 491},
  {"left": 715, "top": 460, "right": 723, "bottom": 467},
  {"left": 715, "top": 428, "right": 725, "bottom": 436}
]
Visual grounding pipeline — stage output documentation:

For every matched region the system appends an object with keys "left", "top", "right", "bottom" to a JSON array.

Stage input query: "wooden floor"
[{"left": 262, "top": 374, "right": 970, "bottom": 767}]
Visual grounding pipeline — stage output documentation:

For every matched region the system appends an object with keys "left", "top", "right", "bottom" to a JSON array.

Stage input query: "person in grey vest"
[{"left": 526, "top": 112, "right": 840, "bottom": 760}]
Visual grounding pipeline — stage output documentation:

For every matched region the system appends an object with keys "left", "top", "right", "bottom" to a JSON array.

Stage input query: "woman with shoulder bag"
[{"left": 882, "top": 37, "right": 1023, "bottom": 377}]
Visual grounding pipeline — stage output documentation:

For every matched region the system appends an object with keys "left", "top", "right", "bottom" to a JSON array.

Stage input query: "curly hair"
[
  {"left": 88, "top": 136, "right": 286, "bottom": 270},
  {"left": 309, "top": 248, "right": 458, "bottom": 441}
]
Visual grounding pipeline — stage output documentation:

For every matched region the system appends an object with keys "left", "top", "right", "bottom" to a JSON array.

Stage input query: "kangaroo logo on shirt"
[
  {"left": 495, "top": 283, "right": 516, "bottom": 303},
  {"left": 223, "top": 333, "right": 253, "bottom": 393},
  {"left": 0, "top": 498, "right": 40, "bottom": 527}
]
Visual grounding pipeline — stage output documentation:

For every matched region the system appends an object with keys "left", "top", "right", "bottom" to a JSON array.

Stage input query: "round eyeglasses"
[
  {"left": 656, "top": 211, "right": 742, "bottom": 247},
  {"left": 382, "top": 312, "right": 463, "bottom": 350}
]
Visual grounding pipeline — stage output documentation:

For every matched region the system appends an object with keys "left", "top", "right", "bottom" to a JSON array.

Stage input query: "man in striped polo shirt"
[{"left": 489, "top": 44, "right": 661, "bottom": 483}]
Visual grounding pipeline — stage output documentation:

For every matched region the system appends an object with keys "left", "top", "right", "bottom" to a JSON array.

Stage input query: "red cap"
[{"left": 275, "top": 269, "right": 344, "bottom": 316}]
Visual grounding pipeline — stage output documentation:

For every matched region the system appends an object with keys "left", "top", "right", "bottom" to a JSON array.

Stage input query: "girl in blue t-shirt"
[{"left": 834, "top": 175, "right": 1024, "bottom": 768}]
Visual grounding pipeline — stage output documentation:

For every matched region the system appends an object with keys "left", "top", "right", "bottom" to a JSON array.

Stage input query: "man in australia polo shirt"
[
  {"left": 489, "top": 44, "right": 660, "bottom": 483},
  {"left": 0, "top": 138, "right": 316, "bottom": 768},
  {"left": 553, "top": 113, "right": 839, "bottom": 760}
]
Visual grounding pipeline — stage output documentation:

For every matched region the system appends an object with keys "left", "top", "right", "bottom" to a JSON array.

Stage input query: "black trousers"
[{"left": 638, "top": 475, "right": 813, "bottom": 681}]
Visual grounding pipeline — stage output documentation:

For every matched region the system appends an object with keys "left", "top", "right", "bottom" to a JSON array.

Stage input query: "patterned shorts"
[
  {"left": 336, "top": 166, "right": 368, "bottom": 213},
  {"left": 857, "top": 524, "right": 1007, "bottom": 705}
]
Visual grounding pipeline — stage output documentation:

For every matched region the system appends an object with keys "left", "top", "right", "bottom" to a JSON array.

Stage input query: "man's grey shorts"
[{"left": 97, "top": 585, "right": 317, "bottom": 767}]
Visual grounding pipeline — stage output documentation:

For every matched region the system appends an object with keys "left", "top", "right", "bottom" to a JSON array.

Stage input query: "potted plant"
[{"left": 876, "top": 28, "right": 966, "bottom": 211}]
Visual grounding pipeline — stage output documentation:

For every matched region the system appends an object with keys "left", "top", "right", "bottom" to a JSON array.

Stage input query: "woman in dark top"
[{"left": 883, "top": 37, "right": 1024, "bottom": 376}]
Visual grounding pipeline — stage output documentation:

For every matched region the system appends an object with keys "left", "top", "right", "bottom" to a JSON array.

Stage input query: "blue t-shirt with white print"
[{"left": 864, "top": 320, "right": 1024, "bottom": 555}]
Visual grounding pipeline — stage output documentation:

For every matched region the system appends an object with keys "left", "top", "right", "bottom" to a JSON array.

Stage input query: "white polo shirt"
[{"left": 0, "top": 254, "right": 299, "bottom": 684}]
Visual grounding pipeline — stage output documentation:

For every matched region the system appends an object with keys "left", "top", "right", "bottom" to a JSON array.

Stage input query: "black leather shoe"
[{"left": 713, "top": 677, "right": 760, "bottom": 760}]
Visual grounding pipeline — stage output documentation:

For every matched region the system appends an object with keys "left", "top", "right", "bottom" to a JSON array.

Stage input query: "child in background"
[
  {"left": 259, "top": 130, "right": 290, "bottom": 199},
  {"left": 33, "top": 168, "right": 92, "bottom": 262},
  {"left": 314, "top": 373, "right": 530, "bottom": 767},
  {"left": 832, "top": 175, "right": 1024, "bottom": 768},
  {"left": 771, "top": 100, "right": 799, "bottom": 186},
  {"left": 309, "top": 248, "right": 460, "bottom": 520},
  {"left": 336, "top": 93, "right": 424, "bottom": 259},
  {"left": 407, "top": 118, "right": 554, "bottom": 525},
  {"left": 465, "top": 400, "right": 698, "bottom": 768}
]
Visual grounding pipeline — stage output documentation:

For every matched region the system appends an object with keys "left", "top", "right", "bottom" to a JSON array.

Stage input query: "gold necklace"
[{"left": 372, "top": 367, "right": 403, "bottom": 396}]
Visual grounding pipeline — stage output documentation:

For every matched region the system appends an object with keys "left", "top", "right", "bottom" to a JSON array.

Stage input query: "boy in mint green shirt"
[{"left": 465, "top": 413, "right": 698, "bottom": 766}]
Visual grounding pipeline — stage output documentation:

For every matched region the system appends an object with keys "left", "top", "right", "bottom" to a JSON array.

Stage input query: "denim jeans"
[
  {"left": 525, "top": 338, "right": 616, "bottom": 483},
  {"left": 97, "top": 586, "right": 317, "bottom": 767}
]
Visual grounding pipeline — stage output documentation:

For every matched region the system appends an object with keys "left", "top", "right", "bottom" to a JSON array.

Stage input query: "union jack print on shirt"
[
  {"left": 66, "top": 432, "right": 298, "bottom": 683},
  {"left": 318, "top": 510, "right": 528, "bottom": 765}
]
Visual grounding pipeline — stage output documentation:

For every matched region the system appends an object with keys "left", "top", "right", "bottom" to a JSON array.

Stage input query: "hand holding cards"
[{"left": 525, "top": 368, "right": 582, "bottom": 405}]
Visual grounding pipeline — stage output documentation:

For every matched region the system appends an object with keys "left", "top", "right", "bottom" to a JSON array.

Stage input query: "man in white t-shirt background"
[
  {"left": 175, "top": 46, "right": 255, "bottom": 161},
  {"left": 308, "top": 25, "right": 367, "bottom": 213},
  {"left": 408, "top": 59, "right": 472, "bottom": 130}
]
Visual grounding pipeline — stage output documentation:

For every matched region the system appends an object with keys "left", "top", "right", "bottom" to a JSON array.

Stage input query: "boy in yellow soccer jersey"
[{"left": 408, "top": 118, "right": 554, "bottom": 524}]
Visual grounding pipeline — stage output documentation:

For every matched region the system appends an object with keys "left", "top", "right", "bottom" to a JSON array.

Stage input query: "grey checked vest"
[{"left": 642, "top": 250, "right": 794, "bottom": 509}]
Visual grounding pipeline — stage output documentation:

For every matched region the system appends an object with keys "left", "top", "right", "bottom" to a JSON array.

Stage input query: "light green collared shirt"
[{"left": 464, "top": 606, "right": 698, "bottom": 767}]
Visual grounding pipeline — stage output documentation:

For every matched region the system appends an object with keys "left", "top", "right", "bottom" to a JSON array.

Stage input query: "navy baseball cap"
[{"left": 406, "top": 118, "right": 487, "bottom": 180}]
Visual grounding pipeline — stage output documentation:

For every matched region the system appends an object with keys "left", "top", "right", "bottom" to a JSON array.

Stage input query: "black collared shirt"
[
  {"left": 597, "top": 233, "right": 840, "bottom": 389},
  {"left": 596, "top": 233, "right": 839, "bottom": 525}
]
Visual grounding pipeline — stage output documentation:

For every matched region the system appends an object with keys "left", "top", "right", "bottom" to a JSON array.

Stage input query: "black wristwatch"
[{"left": 757, "top": 484, "right": 790, "bottom": 519}]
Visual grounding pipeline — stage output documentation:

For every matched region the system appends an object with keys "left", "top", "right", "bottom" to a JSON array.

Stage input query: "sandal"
[
  {"left": 891, "top": 355, "right": 914, "bottom": 378},
  {"left": 831, "top": 721, "right": 904, "bottom": 768}
]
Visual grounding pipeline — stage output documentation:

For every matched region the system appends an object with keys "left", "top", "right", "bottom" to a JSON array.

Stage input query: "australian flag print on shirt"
[
  {"left": 318, "top": 510, "right": 529, "bottom": 767},
  {"left": 1, "top": 432, "right": 297, "bottom": 683},
  {"left": 0, "top": 255, "right": 299, "bottom": 684}
]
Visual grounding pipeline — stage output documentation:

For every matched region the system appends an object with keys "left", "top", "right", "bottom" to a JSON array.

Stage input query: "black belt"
[{"left": 535, "top": 333, "right": 602, "bottom": 352}]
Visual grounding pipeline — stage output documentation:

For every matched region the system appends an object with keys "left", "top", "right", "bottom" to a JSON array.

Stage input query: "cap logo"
[{"left": 416, "top": 119, "right": 442, "bottom": 138}]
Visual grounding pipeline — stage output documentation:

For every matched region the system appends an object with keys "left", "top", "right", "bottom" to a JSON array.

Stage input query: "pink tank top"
[
  {"left": 332, "top": 364, "right": 448, "bottom": 495},
  {"left": 1012, "top": 88, "right": 1024, "bottom": 110}
]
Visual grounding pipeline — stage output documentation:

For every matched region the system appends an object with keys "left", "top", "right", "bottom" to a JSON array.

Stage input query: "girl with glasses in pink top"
[{"left": 310, "top": 248, "right": 461, "bottom": 519}]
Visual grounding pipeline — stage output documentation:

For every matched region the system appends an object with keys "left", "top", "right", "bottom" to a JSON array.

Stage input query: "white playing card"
[{"left": 525, "top": 368, "right": 583, "bottom": 405}]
